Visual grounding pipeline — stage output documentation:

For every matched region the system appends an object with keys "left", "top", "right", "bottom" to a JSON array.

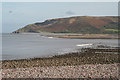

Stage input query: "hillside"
[{"left": 13, "top": 16, "right": 118, "bottom": 34}]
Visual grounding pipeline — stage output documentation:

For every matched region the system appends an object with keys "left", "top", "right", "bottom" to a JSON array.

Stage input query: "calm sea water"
[{"left": 2, "top": 33, "right": 118, "bottom": 60}]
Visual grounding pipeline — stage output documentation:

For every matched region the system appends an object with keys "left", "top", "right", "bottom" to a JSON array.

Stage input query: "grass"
[
  {"left": 37, "top": 30, "right": 50, "bottom": 33},
  {"left": 105, "top": 29, "right": 119, "bottom": 32}
]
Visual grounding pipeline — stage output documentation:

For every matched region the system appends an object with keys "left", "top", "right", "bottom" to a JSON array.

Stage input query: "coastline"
[
  {"left": 11, "top": 33, "right": 119, "bottom": 39},
  {"left": 1, "top": 47, "right": 119, "bottom": 78},
  {"left": 2, "top": 48, "right": 119, "bottom": 69},
  {"left": 45, "top": 34, "right": 119, "bottom": 39}
]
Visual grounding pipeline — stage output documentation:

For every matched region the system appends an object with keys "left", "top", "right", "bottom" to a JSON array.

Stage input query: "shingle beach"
[
  {"left": 1, "top": 48, "right": 120, "bottom": 79},
  {"left": 2, "top": 64, "right": 119, "bottom": 78}
]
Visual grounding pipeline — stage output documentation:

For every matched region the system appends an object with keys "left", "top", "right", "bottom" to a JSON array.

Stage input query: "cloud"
[{"left": 65, "top": 11, "right": 75, "bottom": 15}]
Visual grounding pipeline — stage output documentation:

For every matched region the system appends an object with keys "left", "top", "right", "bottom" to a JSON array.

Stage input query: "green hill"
[{"left": 13, "top": 16, "right": 118, "bottom": 34}]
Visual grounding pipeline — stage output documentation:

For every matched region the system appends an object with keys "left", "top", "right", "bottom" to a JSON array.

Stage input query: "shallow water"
[{"left": 2, "top": 33, "right": 118, "bottom": 60}]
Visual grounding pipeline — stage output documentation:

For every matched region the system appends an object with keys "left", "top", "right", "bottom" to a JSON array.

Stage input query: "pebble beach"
[
  {"left": 1, "top": 48, "right": 119, "bottom": 79},
  {"left": 2, "top": 64, "right": 119, "bottom": 78}
]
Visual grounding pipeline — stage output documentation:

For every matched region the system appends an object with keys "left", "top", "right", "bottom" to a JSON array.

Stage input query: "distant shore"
[
  {"left": 12, "top": 33, "right": 119, "bottom": 39},
  {"left": 45, "top": 34, "right": 119, "bottom": 39}
]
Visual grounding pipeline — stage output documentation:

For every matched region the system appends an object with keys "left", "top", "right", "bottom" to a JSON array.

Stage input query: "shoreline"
[
  {"left": 2, "top": 48, "right": 119, "bottom": 69},
  {"left": 11, "top": 33, "right": 119, "bottom": 39},
  {"left": 45, "top": 34, "right": 119, "bottom": 39},
  {"left": 2, "top": 47, "right": 119, "bottom": 78}
]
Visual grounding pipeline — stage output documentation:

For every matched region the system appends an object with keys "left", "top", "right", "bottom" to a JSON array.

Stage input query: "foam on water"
[
  {"left": 76, "top": 44, "right": 93, "bottom": 47},
  {"left": 48, "top": 37, "right": 53, "bottom": 38}
]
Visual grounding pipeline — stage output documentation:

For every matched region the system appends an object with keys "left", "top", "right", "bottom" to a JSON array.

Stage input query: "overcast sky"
[
  {"left": 2, "top": 2, "right": 118, "bottom": 33},
  {"left": 1, "top": 0, "right": 119, "bottom": 2}
]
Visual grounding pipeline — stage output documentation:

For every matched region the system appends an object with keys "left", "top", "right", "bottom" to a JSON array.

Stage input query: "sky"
[
  {"left": 1, "top": 0, "right": 119, "bottom": 2},
  {"left": 2, "top": 2, "right": 118, "bottom": 33}
]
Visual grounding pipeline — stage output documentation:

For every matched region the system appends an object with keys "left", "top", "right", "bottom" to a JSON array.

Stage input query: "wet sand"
[{"left": 2, "top": 52, "right": 119, "bottom": 69}]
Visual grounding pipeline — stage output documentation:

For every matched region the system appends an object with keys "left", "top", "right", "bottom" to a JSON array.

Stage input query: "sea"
[{"left": 1, "top": 33, "right": 118, "bottom": 60}]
